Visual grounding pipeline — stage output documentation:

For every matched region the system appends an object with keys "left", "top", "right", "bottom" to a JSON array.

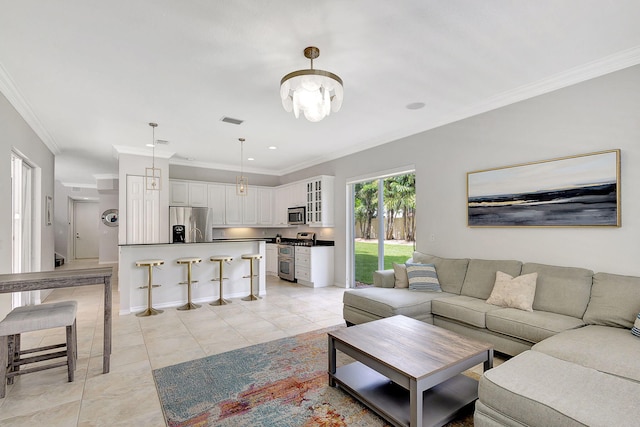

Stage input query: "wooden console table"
[{"left": 0, "top": 267, "right": 113, "bottom": 374}]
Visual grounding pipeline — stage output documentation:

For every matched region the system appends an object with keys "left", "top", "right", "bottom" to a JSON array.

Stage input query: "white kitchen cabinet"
[
  {"left": 126, "top": 175, "right": 160, "bottom": 244},
  {"left": 305, "top": 175, "right": 335, "bottom": 227},
  {"left": 274, "top": 185, "right": 291, "bottom": 225},
  {"left": 266, "top": 243, "right": 278, "bottom": 276},
  {"left": 294, "top": 246, "right": 334, "bottom": 287},
  {"left": 169, "top": 180, "right": 189, "bottom": 206},
  {"left": 257, "top": 187, "right": 273, "bottom": 225},
  {"left": 225, "top": 184, "right": 257, "bottom": 225},
  {"left": 189, "top": 182, "right": 208, "bottom": 206},
  {"left": 169, "top": 180, "right": 208, "bottom": 207},
  {"left": 207, "top": 184, "right": 226, "bottom": 224}
]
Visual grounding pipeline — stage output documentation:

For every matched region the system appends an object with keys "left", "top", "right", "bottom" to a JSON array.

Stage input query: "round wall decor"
[{"left": 101, "top": 209, "right": 119, "bottom": 227}]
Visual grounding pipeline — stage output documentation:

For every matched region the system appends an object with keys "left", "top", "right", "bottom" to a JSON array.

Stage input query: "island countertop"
[
  {"left": 119, "top": 238, "right": 268, "bottom": 247},
  {"left": 118, "top": 240, "right": 266, "bottom": 315}
]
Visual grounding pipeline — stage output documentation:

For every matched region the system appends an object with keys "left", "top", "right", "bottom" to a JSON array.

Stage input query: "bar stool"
[
  {"left": 210, "top": 255, "right": 233, "bottom": 306},
  {"left": 241, "top": 254, "right": 262, "bottom": 301},
  {"left": 135, "top": 259, "right": 165, "bottom": 317},
  {"left": 0, "top": 301, "right": 78, "bottom": 398},
  {"left": 176, "top": 257, "right": 202, "bottom": 310}
]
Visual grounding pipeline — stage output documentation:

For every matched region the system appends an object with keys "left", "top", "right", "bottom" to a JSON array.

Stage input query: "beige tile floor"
[{"left": 0, "top": 259, "right": 348, "bottom": 426}]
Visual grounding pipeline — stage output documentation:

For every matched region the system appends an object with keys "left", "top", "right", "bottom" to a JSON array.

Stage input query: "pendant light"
[
  {"left": 236, "top": 138, "right": 248, "bottom": 196},
  {"left": 280, "top": 46, "right": 343, "bottom": 122},
  {"left": 145, "top": 122, "right": 161, "bottom": 191}
]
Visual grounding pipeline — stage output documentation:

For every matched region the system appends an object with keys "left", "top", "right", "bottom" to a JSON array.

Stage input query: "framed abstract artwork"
[{"left": 467, "top": 150, "right": 620, "bottom": 227}]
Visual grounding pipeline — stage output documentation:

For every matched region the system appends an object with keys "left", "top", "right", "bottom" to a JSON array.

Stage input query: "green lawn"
[{"left": 355, "top": 241, "right": 414, "bottom": 284}]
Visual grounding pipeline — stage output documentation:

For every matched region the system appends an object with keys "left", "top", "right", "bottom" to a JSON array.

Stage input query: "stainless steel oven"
[{"left": 277, "top": 244, "right": 295, "bottom": 281}]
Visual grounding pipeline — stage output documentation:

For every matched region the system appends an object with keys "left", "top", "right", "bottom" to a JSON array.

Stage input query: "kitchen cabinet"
[
  {"left": 294, "top": 246, "right": 334, "bottom": 287},
  {"left": 188, "top": 182, "right": 208, "bottom": 206},
  {"left": 305, "top": 175, "right": 335, "bottom": 227},
  {"left": 266, "top": 243, "right": 278, "bottom": 276},
  {"left": 257, "top": 187, "right": 273, "bottom": 225},
  {"left": 169, "top": 180, "right": 207, "bottom": 207},
  {"left": 225, "top": 184, "right": 257, "bottom": 225},
  {"left": 169, "top": 180, "right": 189, "bottom": 206},
  {"left": 207, "top": 184, "right": 226, "bottom": 224},
  {"left": 126, "top": 175, "right": 160, "bottom": 244}
]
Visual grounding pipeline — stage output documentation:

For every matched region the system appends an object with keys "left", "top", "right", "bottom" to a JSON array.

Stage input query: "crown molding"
[{"left": 0, "top": 61, "right": 60, "bottom": 154}]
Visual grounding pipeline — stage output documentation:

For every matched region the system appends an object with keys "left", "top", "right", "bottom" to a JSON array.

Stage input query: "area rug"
[{"left": 153, "top": 326, "right": 476, "bottom": 426}]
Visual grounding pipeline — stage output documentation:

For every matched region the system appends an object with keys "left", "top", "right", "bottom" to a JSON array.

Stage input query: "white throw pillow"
[
  {"left": 393, "top": 263, "right": 409, "bottom": 288},
  {"left": 486, "top": 271, "right": 538, "bottom": 312}
]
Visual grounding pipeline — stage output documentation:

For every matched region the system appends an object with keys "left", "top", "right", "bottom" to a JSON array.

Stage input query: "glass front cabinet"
[{"left": 305, "top": 175, "right": 334, "bottom": 227}]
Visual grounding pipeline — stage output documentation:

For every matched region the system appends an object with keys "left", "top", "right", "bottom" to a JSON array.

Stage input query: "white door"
[{"left": 74, "top": 201, "right": 99, "bottom": 259}]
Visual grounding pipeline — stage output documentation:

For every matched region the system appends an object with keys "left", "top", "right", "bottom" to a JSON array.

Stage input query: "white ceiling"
[{"left": 2, "top": 1, "right": 640, "bottom": 186}]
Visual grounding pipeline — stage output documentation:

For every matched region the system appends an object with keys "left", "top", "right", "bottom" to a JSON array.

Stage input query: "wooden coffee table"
[{"left": 328, "top": 315, "right": 493, "bottom": 427}]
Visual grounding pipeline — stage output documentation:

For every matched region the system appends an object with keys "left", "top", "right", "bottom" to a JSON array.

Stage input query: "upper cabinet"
[
  {"left": 168, "top": 176, "right": 333, "bottom": 228},
  {"left": 305, "top": 175, "right": 335, "bottom": 227},
  {"left": 169, "top": 180, "right": 189, "bottom": 206},
  {"left": 169, "top": 180, "right": 207, "bottom": 207}
]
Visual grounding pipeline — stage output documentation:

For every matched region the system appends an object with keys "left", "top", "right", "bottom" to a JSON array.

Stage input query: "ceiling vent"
[
  {"left": 155, "top": 139, "right": 170, "bottom": 145},
  {"left": 220, "top": 116, "right": 244, "bottom": 125}
]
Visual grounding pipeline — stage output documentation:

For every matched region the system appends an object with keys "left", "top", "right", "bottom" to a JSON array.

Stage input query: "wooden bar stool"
[
  {"left": 135, "top": 259, "right": 165, "bottom": 317},
  {"left": 210, "top": 255, "right": 233, "bottom": 306},
  {"left": 0, "top": 301, "right": 78, "bottom": 398},
  {"left": 176, "top": 257, "right": 202, "bottom": 310},
  {"left": 241, "top": 254, "right": 262, "bottom": 301}
]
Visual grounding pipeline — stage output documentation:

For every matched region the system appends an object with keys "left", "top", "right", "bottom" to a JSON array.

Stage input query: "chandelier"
[
  {"left": 236, "top": 138, "right": 248, "bottom": 196},
  {"left": 280, "top": 46, "right": 343, "bottom": 122},
  {"left": 145, "top": 122, "right": 161, "bottom": 191}
]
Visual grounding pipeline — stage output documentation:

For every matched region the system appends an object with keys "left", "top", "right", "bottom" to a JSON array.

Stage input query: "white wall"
[
  {"left": 283, "top": 65, "right": 640, "bottom": 285},
  {"left": 0, "top": 91, "right": 55, "bottom": 316},
  {"left": 98, "top": 192, "right": 119, "bottom": 263}
]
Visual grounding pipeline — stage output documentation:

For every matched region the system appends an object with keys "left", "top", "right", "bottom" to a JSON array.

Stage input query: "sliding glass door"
[{"left": 350, "top": 171, "right": 416, "bottom": 287}]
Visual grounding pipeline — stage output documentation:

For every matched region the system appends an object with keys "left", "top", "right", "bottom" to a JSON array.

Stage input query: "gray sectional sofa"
[{"left": 342, "top": 252, "right": 640, "bottom": 426}]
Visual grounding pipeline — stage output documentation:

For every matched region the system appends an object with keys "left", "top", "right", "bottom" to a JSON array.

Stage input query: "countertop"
[{"left": 119, "top": 238, "right": 267, "bottom": 246}]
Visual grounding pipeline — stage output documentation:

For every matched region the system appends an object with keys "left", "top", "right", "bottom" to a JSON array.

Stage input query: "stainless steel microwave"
[{"left": 288, "top": 206, "right": 305, "bottom": 225}]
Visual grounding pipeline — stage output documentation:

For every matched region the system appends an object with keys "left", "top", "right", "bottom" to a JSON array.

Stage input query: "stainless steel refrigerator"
[{"left": 169, "top": 206, "right": 212, "bottom": 243}]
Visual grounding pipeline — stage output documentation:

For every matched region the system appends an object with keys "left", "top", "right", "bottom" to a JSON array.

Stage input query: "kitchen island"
[{"left": 118, "top": 240, "right": 265, "bottom": 315}]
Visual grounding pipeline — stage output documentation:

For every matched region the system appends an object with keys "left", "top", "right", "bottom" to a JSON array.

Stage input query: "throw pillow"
[
  {"left": 632, "top": 313, "right": 640, "bottom": 338},
  {"left": 393, "top": 263, "right": 409, "bottom": 288},
  {"left": 406, "top": 263, "right": 441, "bottom": 292},
  {"left": 486, "top": 271, "right": 538, "bottom": 312}
]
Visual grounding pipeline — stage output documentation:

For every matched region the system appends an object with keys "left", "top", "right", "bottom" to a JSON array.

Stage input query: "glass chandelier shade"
[
  {"left": 145, "top": 122, "right": 161, "bottom": 191},
  {"left": 280, "top": 47, "right": 343, "bottom": 122},
  {"left": 236, "top": 138, "right": 248, "bottom": 196}
]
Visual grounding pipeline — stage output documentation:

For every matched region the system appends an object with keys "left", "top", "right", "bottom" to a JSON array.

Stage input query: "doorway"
[
  {"left": 73, "top": 201, "right": 99, "bottom": 259},
  {"left": 349, "top": 170, "right": 416, "bottom": 287}
]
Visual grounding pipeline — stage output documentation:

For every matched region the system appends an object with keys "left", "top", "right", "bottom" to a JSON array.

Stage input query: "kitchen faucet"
[{"left": 190, "top": 227, "right": 203, "bottom": 242}]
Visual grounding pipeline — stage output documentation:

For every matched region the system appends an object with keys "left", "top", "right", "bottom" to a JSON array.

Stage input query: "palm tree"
[{"left": 355, "top": 181, "right": 378, "bottom": 239}]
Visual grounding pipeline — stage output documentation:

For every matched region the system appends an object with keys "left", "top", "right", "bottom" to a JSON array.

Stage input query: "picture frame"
[
  {"left": 46, "top": 195, "right": 53, "bottom": 226},
  {"left": 467, "top": 150, "right": 620, "bottom": 227}
]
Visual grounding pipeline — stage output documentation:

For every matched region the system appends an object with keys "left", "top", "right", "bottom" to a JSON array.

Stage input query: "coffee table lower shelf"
[{"left": 331, "top": 362, "right": 478, "bottom": 427}]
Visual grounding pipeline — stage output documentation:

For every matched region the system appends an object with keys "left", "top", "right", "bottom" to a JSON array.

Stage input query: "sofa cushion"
[
  {"left": 431, "top": 296, "right": 502, "bottom": 328},
  {"left": 392, "top": 263, "right": 409, "bottom": 288},
  {"left": 411, "top": 252, "right": 468, "bottom": 294},
  {"left": 486, "top": 308, "right": 585, "bottom": 343},
  {"left": 342, "top": 288, "right": 455, "bottom": 319},
  {"left": 406, "top": 263, "right": 441, "bottom": 292},
  {"left": 479, "top": 350, "right": 640, "bottom": 427},
  {"left": 412, "top": 252, "right": 469, "bottom": 294},
  {"left": 583, "top": 272, "right": 640, "bottom": 329},
  {"left": 532, "top": 325, "right": 640, "bottom": 382},
  {"left": 486, "top": 271, "right": 537, "bottom": 312},
  {"left": 521, "top": 262, "right": 593, "bottom": 318},
  {"left": 459, "top": 259, "right": 522, "bottom": 300}
]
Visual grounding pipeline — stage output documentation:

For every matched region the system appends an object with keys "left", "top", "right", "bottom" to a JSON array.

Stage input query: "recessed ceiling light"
[
  {"left": 406, "top": 102, "right": 426, "bottom": 110},
  {"left": 268, "top": 146, "right": 277, "bottom": 150},
  {"left": 248, "top": 157, "right": 255, "bottom": 161}
]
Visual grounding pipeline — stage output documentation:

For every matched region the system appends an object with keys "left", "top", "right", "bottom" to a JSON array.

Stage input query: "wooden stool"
[
  {"left": 0, "top": 301, "right": 78, "bottom": 398},
  {"left": 176, "top": 257, "right": 202, "bottom": 310},
  {"left": 210, "top": 255, "right": 233, "bottom": 306},
  {"left": 241, "top": 254, "right": 262, "bottom": 301},
  {"left": 135, "top": 259, "right": 165, "bottom": 317}
]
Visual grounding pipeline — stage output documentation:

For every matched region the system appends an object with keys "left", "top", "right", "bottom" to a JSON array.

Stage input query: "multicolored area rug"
[{"left": 153, "top": 326, "right": 476, "bottom": 426}]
